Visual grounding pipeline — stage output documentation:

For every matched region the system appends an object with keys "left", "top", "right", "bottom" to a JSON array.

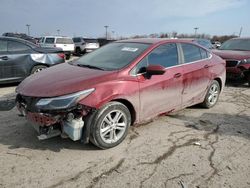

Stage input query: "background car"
[
  {"left": 212, "top": 41, "right": 221, "bottom": 49},
  {"left": 39, "top": 36, "right": 74, "bottom": 60},
  {"left": 0, "top": 37, "right": 65, "bottom": 84},
  {"left": 73, "top": 37, "right": 99, "bottom": 56},
  {"left": 2, "top": 32, "right": 38, "bottom": 44},
  {"left": 213, "top": 37, "right": 250, "bottom": 85},
  {"left": 16, "top": 38, "right": 225, "bottom": 149}
]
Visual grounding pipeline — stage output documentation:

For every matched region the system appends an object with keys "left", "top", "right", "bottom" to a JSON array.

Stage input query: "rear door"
[
  {"left": 5, "top": 40, "right": 33, "bottom": 79},
  {"left": 133, "top": 43, "right": 183, "bottom": 121},
  {"left": 180, "top": 43, "right": 211, "bottom": 107}
]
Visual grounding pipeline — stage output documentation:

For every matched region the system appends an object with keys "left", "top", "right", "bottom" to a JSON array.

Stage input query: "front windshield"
[
  {"left": 75, "top": 42, "right": 150, "bottom": 71},
  {"left": 220, "top": 39, "right": 250, "bottom": 51}
]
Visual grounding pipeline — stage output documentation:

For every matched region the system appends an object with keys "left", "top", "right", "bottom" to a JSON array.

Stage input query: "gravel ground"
[{"left": 0, "top": 77, "right": 249, "bottom": 188}]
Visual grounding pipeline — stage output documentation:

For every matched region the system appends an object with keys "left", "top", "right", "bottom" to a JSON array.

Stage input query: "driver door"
[{"left": 133, "top": 43, "right": 183, "bottom": 122}]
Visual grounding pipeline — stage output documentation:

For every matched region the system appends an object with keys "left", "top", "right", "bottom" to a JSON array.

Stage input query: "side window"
[
  {"left": 147, "top": 43, "right": 178, "bottom": 67},
  {"left": 200, "top": 48, "right": 208, "bottom": 59},
  {"left": 45, "top": 38, "right": 55, "bottom": 44},
  {"left": 181, "top": 43, "right": 202, "bottom": 63},
  {"left": 132, "top": 43, "right": 178, "bottom": 74},
  {"left": 8, "top": 41, "right": 30, "bottom": 52},
  {"left": 0, "top": 40, "right": 7, "bottom": 52}
]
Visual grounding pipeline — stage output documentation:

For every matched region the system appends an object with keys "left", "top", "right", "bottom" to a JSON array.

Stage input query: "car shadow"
[
  {"left": 168, "top": 112, "right": 250, "bottom": 141},
  {"left": 0, "top": 109, "right": 99, "bottom": 152},
  {"left": 225, "top": 79, "right": 249, "bottom": 88}
]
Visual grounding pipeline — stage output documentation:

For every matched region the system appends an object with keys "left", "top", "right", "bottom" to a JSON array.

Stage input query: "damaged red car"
[
  {"left": 213, "top": 38, "right": 250, "bottom": 85},
  {"left": 16, "top": 38, "right": 226, "bottom": 149}
]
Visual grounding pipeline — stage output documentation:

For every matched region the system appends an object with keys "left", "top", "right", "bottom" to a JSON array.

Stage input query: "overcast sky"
[{"left": 0, "top": 0, "right": 249, "bottom": 38}]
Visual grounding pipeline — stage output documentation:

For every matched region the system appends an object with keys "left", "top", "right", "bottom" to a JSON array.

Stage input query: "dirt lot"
[{"left": 0, "top": 81, "right": 249, "bottom": 188}]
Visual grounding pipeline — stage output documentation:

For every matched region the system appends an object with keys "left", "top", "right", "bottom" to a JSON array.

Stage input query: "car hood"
[
  {"left": 212, "top": 49, "right": 250, "bottom": 60},
  {"left": 17, "top": 63, "right": 117, "bottom": 97}
]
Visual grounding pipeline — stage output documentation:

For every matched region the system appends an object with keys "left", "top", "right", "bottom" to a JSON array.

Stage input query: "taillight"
[{"left": 57, "top": 53, "right": 65, "bottom": 59}]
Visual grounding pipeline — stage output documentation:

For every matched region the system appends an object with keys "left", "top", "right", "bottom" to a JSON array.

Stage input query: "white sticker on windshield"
[{"left": 121, "top": 47, "right": 138, "bottom": 52}]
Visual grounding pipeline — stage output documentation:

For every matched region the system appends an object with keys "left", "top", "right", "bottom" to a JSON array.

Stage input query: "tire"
[
  {"left": 244, "top": 71, "right": 250, "bottom": 87},
  {"left": 65, "top": 54, "right": 71, "bottom": 60},
  {"left": 90, "top": 102, "right": 131, "bottom": 149},
  {"left": 75, "top": 48, "right": 81, "bottom": 56},
  {"left": 201, "top": 80, "right": 221, "bottom": 108},
  {"left": 31, "top": 65, "right": 47, "bottom": 74}
]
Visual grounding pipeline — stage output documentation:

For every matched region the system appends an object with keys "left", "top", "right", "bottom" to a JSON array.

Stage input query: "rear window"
[
  {"left": 56, "top": 38, "right": 73, "bottom": 44},
  {"left": 73, "top": 38, "right": 81, "bottom": 43},
  {"left": 45, "top": 38, "right": 55, "bottom": 44},
  {"left": 84, "top": 39, "right": 98, "bottom": 43}
]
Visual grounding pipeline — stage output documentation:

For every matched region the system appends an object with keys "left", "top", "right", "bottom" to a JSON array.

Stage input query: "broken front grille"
[{"left": 226, "top": 60, "right": 239, "bottom": 67}]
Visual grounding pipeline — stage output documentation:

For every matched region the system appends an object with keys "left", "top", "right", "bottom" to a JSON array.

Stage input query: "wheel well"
[
  {"left": 30, "top": 64, "right": 49, "bottom": 73},
  {"left": 112, "top": 99, "right": 136, "bottom": 125},
  {"left": 214, "top": 78, "right": 222, "bottom": 92}
]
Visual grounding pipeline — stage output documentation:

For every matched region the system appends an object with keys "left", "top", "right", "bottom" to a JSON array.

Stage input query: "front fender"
[{"left": 78, "top": 78, "right": 140, "bottom": 120}]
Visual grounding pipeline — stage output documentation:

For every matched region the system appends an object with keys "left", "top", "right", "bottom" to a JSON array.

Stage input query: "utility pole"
[
  {"left": 104, "top": 25, "right": 109, "bottom": 39},
  {"left": 26, "top": 24, "right": 31, "bottom": 35},
  {"left": 57, "top": 29, "right": 60, "bottom": 35},
  {"left": 194, "top": 27, "right": 199, "bottom": 37},
  {"left": 239, "top": 27, "right": 243, "bottom": 37}
]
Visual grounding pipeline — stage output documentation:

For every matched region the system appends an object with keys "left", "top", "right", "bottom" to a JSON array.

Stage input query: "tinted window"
[
  {"left": 147, "top": 43, "right": 178, "bottom": 67},
  {"left": 0, "top": 40, "right": 7, "bottom": 52},
  {"left": 84, "top": 39, "right": 98, "bottom": 43},
  {"left": 132, "top": 43, "right": 178, "bottom": 74},
  {"left": 76, "top": 42, "right": 149, "bottom": 71},
  {"left": 182, "top": 43, "right": 202, "bottom": 63},
  {"left": 8, "top": 41, "right": 30, "bottom": 52},
  {"left": 73, "top": 38, "right": 81, "bottom": 43},
  {"left": 56, "top": 38, "right": 73, "bottom": 44},
  {"left": 45, "top": 38, "right": 55, "bottom": 44}
]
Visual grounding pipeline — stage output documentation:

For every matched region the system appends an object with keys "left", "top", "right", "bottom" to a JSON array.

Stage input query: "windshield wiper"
[{"left": 77, "top": 64, "right": 105, "bottom": 70}]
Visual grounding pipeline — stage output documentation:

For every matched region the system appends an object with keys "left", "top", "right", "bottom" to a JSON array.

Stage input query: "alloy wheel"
[{"left": 100, "top": 110, "right": 127, "bottom": 144}]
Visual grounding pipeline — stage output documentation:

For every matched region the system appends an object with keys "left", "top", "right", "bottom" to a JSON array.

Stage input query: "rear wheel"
[
  {"left": 201, "top": 80, "right": 220, "bottom": 108},
  {"left": 90, "top": 102, "right": 131, "bottom": 149},
  {"left": 65, "top": 54, "right": 71, "bottom": 60},
  {"left": 31, "top": 65, "right": 47, "bottom": 74},
  {"left": 75, "top": 48, "right": 81, "bottom": 56}
]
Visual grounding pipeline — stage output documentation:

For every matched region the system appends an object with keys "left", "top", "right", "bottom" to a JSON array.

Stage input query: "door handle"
[
  {"left": 0, "top": 56, "right": 8, "bottom": 60},
  {"left": 204, "top": 64, "right": 209, "bottom": 68},
  {"left": 174, "top": 73, "right": 182, "bottom": 78}
]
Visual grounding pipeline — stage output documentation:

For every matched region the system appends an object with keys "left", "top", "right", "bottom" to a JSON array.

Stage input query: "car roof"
[
  {"left": 116, "top": 38, "right": 201, "bottom": 44},
  {"left": 0, "top": 36, "right": 37, "bottom": 46},
  {"left": 42, "top": 36, "right": 72, "bottom": 39},
  {"left": 229, "top": 37, "right": 250, "bottom": 40}
]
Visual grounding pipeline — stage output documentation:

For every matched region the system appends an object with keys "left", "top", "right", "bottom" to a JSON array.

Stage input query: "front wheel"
[
  {"left": 90, "top": 102, "right": 131, "bottom": 149},
  {"left": 201, "top": 80, "right": 221, "bottom": 108}
]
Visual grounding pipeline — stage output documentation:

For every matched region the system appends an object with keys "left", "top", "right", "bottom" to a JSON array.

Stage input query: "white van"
[{"left": 39, "top": 36, "right": 75, "bottom": 60}]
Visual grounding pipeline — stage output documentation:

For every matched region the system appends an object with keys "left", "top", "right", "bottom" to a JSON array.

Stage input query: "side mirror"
[{"left": 146, "top": 64, "right": 165, "bottom": 75}]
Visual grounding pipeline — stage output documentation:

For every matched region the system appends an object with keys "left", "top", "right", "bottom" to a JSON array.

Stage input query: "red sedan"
[
  {"left": 213, "top": 37, "right": 250, "bottom": 85},
  {"left": 16, "top": 38, "right": 226, "bottom": 149}
]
